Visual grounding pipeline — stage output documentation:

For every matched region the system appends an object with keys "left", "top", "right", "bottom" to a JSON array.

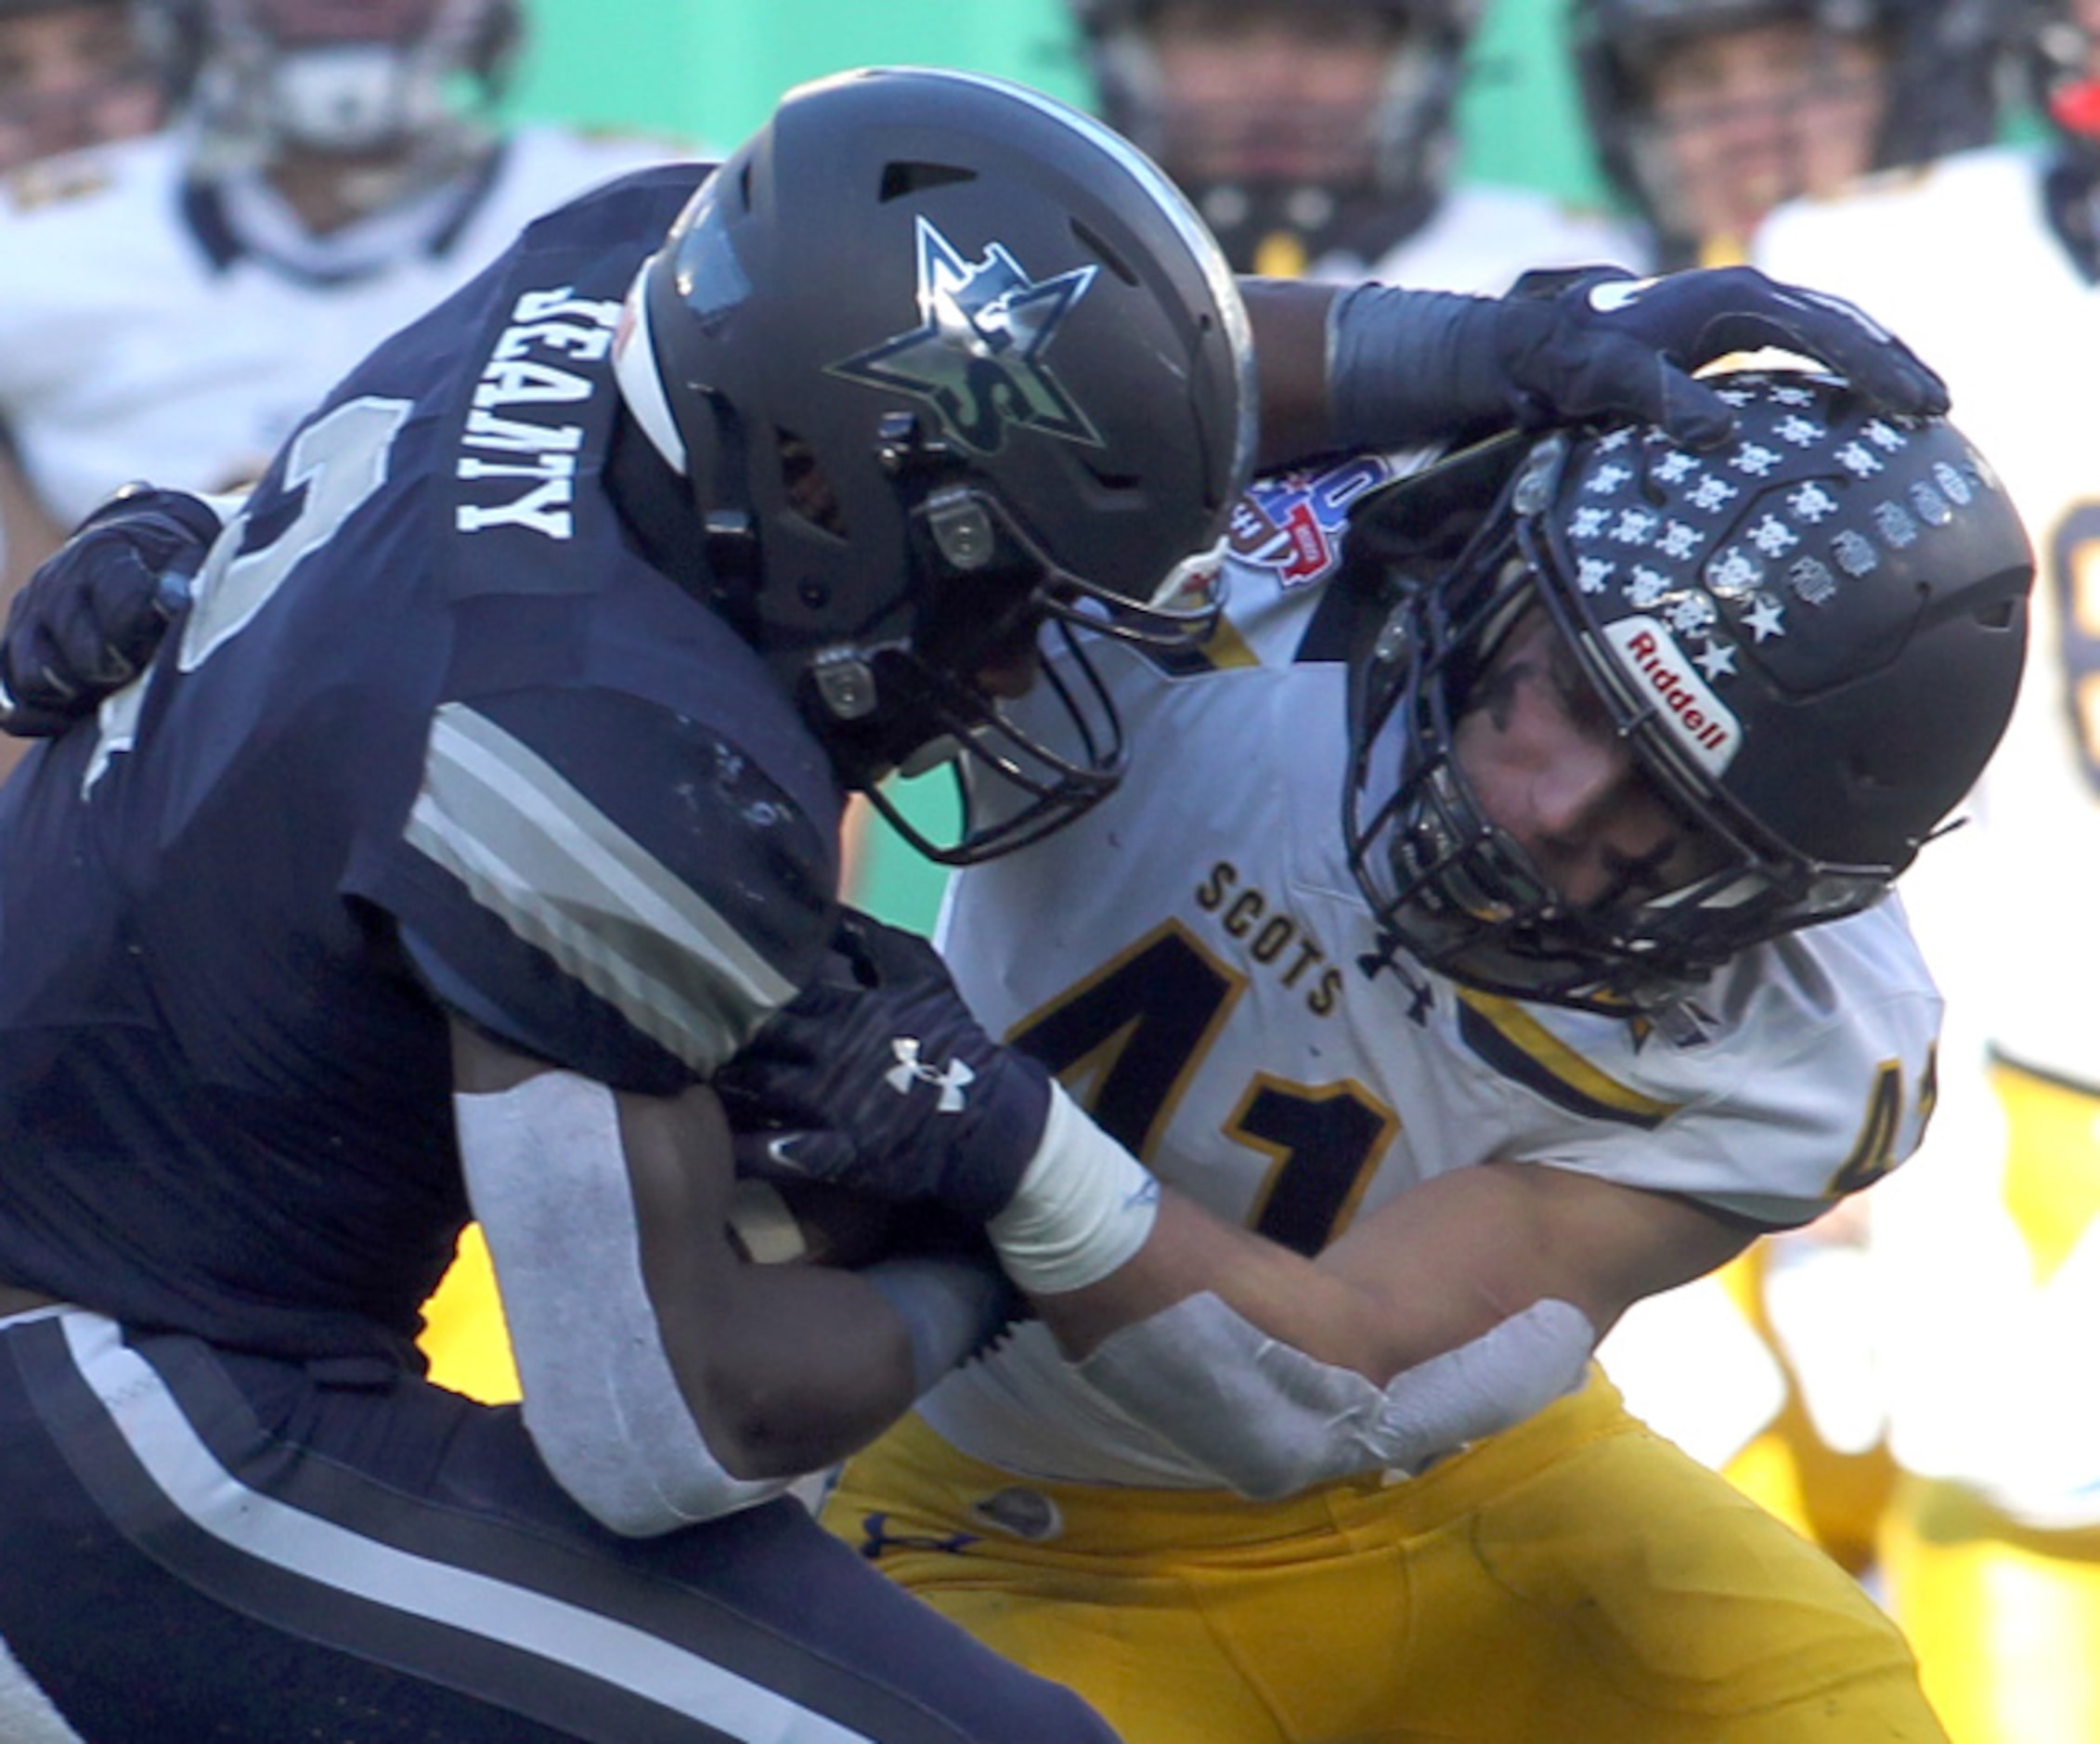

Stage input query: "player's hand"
[
  {"left": 1494, "top": 265, "right": 1951, "bottom": 450},
  {"left": 0, "top": 484, "right": 219, "bottom": 735},
  {"left": 1326, "top": 265, "right": 1949, "bottom": 459},
  {"left": 715, "top": 909, "right": 1052, "bottom": 1224}
]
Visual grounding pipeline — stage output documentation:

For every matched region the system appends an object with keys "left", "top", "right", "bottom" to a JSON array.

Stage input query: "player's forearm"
[
  {"left": 1243, "top": 277, "right": 1341, "bottom": 472},
  {"left": 1025, "top": 1190, "right": 1394, "bottom": 1376}
]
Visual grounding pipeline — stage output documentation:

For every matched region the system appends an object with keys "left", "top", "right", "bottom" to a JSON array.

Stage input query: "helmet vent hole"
[
  {"left": 1976, "top": 600, "right": 2018, "bottom": 631},
  {"left": 879, "top": 161, "right": 979, "bottom": 202},
  {"left": 1083, "top": 462, "right": 1143, "bottom": 494},
  {"left": 1069, "top": 220, "right": 1138, "bottom": 285},
  {"left": 778, "top": 432, "right": 847, "bottom": 539}
]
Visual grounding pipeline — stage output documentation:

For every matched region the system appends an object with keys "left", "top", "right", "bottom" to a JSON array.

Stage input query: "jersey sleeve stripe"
[
  {"left": 404, "top": 703, "right": 797, "bottom": 1074},
  {"left": 1456, "top": 991, "right": 1681, "bottom": 1129}
]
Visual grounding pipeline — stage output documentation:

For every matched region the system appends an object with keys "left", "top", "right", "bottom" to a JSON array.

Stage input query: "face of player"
[
  {"left": 1644, "top": 18, "right": 1889, "bottom": 248},
  {"left": 0, "top": 2, "right": 161, "bottom": 170},
  {"left": 1450, "top": 607, "right": 1722, "bottom": 913},
  {"left": 1145, "top": 1, "right": 1406, "bottom": 183}
]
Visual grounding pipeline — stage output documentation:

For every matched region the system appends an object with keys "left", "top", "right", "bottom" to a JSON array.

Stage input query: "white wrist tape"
[
  {"left": 455, "top": 1072, "right": 792, "bottom": 1536},
  {"left": 1077, "top": 1289, "right": 1596, "bottom": 1499},
  {"left": 986, "top": 1084, "right": 1160, "bottom": 1295}
]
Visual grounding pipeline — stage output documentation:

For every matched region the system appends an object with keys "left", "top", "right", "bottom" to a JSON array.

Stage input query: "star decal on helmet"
[{"left": 827, "top": 216, "right": 1105, "bottom": 455}]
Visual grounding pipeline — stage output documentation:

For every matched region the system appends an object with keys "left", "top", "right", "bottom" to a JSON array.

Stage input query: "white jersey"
[
  {"left": 1313, "top": 181, "right": 1642, "bottom": 293},
  {"left": 1758, "top": 146, "right": 2100, "bottom": 1091},
  {"left": 1756, "top": 146, "right": 2100, "bottom": 1525},
  {"left": 0, "top": 124, "right": 670, "bottom": 523},
  {"left": 920, "top": 458, "right": 1943, "bottom": 1489}
]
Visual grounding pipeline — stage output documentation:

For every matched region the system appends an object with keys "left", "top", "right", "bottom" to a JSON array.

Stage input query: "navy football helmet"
[
  {"left": 1572, "top": 0, "right": 2006, "bottom": 261},
  {"left": 1066, "top": 0, "right": 1481, "bottom": 272},
  {"left": 136, "top": 0, "right": 519, "bottom": 158},
  {"left": 1343, "top": 371, "right": 2031, "bottom": 1012},
  {"left": 614, "top": 67, "right": 1255, "bottom": 864}
]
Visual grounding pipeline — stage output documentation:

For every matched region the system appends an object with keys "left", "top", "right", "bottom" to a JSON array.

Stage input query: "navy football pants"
[{"left": 0, "top": 1308, "right": 1118, "bottom": 1742}]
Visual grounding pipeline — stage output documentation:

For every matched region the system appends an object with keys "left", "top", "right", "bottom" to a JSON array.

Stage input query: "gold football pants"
[{"left": 823, "top": 1372, "right": 1947, "bottom": 1743}]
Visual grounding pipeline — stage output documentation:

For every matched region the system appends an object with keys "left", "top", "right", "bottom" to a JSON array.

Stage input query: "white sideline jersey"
[
  {"left": 1758, "top": 147, "right": 2100, "bottom": 1524},
  {"left": 920, "top": 460, "right": 1944, "bottom": 1489},
  {"left": 0, "top": 124, "right": 671, "bottom": 525},
  {"left": 1316, "top": 181, "right": 1642, "bottom": 293},
  {"left": 1758, "top": 146, "right": 2100, "bottom": 1092}
]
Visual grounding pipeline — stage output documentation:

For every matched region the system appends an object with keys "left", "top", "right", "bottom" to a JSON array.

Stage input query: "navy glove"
[
  {"left": 0, "top": 484, "right": 218, "bottom": 735},
  {"left": 715, "top": 910, "right": 1053, "bottom": 1225},
  {"left": 1329, "top": 264, "right": 1951, "bottom": 456}
]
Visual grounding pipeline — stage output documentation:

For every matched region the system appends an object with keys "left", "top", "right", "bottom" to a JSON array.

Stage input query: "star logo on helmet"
[
  {"left": 1694, "top": 640, "right": 1738, "bottom": 680},
  {"left": 827, "top": 216, "right": 1104, "bottom": 455},
  {"left": 1744, "top": 595, "right": 1788, "bottom": 642}
]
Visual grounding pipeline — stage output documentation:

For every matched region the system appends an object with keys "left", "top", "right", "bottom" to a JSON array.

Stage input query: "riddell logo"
[{"left": 1601, "top": 617, "right": 1742, "bottom": 774}]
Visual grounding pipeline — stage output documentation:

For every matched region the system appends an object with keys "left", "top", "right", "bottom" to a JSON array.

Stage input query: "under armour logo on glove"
[
  {"left": 713, "top": 908, "right": 1055, "bottom": 1222},
  {"left": 886, "top": 1038, "right": 977, "bottom": 1113}
]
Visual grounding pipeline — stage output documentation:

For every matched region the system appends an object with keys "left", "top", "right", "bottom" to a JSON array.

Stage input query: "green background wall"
[
  {"left": 504, "top": 0, "right": 1612, "bottom": 930},
  {"left": 508, "top": 0, "right": 1607, "bottom": 202}
]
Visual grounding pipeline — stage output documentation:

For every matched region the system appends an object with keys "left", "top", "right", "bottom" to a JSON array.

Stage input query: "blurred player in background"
[
  {"left": 0, "top": 0, "right": 162, "bottom": 168},
  {"left": 0, "top": 0, "right": 670, "bottom": 631},
  {"left": 1564, "top": 0, "right": 2010, "bottom": 1589},
  {"left": 1064, "top": 0, "right": 1640, "bottom": 288},
  {"left": 0, "top": 0, "right": 170, "bottom": 691},
  {"left": 1570, "top": 0, "right": 2002, "bottom": 267},
  {"left": 1755, "top": 1, "right": 2100, "bottom": 1734}
]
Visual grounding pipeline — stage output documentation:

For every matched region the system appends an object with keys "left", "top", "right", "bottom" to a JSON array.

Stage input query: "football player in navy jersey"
[{"left": 0, "top": 48, "right": 1963, "bottom": 1739}]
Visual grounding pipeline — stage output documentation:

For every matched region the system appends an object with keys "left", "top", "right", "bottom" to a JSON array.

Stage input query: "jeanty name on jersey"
[{"left": 452, "top": 285, "right": 625, "bottom": 541}]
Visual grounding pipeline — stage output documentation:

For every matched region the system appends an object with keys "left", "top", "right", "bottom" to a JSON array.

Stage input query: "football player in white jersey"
[
  {"left": 1753, "top": 2, "right": 2100, "bottom": 1736},
  {"left": 1569, "top": 0, "right": 2001, "bottom": 268},
  {"left": 1064, "top": 0, "right": 1644, "bottom": 289},
  {"left": 1563, "top": 0, "right": 2009, "bottom": 1579},
  {"left": 0, "top": 0, "right": 668, "bottom": 644},
  {"left": 695, "top": 366, "right": 2029, "bottom": 1743},
  {"left": 0, "top": 0, "right": 162, "bottom": 169}
]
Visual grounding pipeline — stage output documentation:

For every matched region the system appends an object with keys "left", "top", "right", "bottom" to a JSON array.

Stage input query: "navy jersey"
[{"left": 0, "top": 163, "right": 844, "bottom": 1363}]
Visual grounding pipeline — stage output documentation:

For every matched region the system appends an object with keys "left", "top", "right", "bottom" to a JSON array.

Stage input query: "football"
[{"left": 725, "top": 1176, "right": 901, "bottom": 1269}]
